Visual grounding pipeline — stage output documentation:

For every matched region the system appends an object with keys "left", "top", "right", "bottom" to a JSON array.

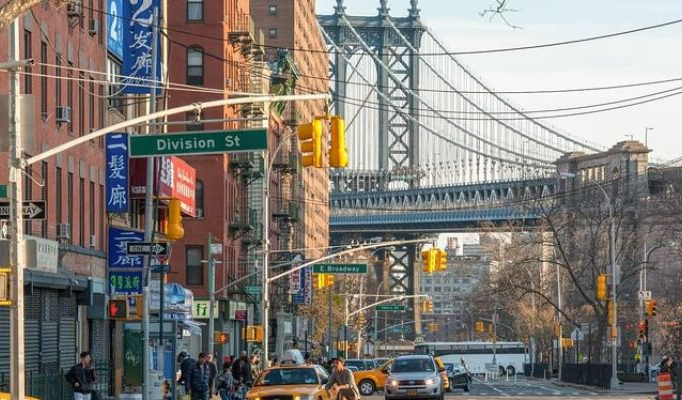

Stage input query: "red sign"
[
  {"left": 158, "top": 156, "right": 196, "bottom": 217},
  {"left": 129, "top": 157, "right": 196, "bottom": 217}
]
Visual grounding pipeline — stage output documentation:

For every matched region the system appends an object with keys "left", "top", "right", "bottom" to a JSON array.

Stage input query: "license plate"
[{"left": 407, "top": 389, "right": 418, "bottom": 396}]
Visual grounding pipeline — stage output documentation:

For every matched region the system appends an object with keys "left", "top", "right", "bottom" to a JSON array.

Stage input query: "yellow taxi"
[
  {"left": 353, "top": 359, "right": 392, "bottom": 396},
  {"left": 0, "top": 394, "right": 38, "bottom": 400},
  {"left": 246, "top": 350, "right": 332, "bottom": 400},
  {"left": 434, "top": 357, "right": 451, "bottom": 392}
]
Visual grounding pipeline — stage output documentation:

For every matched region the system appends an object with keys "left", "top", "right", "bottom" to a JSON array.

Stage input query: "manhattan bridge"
[{"left": 316, "top": 0, "right": 613, "bottom": 330}]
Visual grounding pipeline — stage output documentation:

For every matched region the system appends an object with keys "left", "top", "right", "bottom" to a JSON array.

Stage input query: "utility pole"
[
  {"left": 557, "top": 261, "right": 563, "bottom": 381},
  {"left": 208, "top": 232, "right": 215, "bottom": 358},
  {"left": 327, "top": 286, "right": 333, "bottom": 358},
  {"left": 142, "top": 7, "right": 160, "bottom": 400},
  {"left": 261, "top": 149, "right": 270, "bottom": 363},
  {"left": 7, "top": 16, "right": 26, "bottom": 400}
]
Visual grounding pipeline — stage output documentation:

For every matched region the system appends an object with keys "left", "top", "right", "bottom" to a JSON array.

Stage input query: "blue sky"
[{"left": 316, "top": 0, "right": 682, "bottom": 161}]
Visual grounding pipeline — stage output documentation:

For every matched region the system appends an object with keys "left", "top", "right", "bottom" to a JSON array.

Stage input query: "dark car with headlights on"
[{"left": 444, "top": 363, "right": 470, "bottom": 392}]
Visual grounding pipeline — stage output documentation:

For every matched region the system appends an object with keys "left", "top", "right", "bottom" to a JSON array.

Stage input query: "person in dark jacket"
[
  {"left": 188, "top": 352, "right": 211, "bottom": 400},
  {"left": 206, "top": 354, "right": 219, "bottom": 394},
  {"left": 178, "top": 352, "right": 197, "bottom": 393},
  {"left": 65, "top": 352, "right": 97, "bottom": 400},
  {"left": 231, "top": 351, "right": 252, "bottom": 385}
]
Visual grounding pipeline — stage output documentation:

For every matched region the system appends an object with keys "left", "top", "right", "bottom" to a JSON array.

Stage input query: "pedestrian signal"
[
  {"left": 109, "top": 298, "right": 129, "bottom": 319},
  {"left": 214, "top": 331, "right": 229, "bottom": 344}
]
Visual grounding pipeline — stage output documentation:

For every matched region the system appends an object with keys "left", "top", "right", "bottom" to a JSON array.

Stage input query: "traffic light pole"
[{"left": 208, "top": 232, "right": 215, "bottom": 358}]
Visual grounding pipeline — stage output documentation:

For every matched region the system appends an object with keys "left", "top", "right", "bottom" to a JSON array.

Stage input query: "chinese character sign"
[
  {"left": 108, "top": 270, "right": 143, "bottom": 295},
  {"left": 107, "top": 0, "right": 124, "bottom": 59},
  {"left": 106, "top": 133, "right": 129, "bottom": 213},
  {"left": 122, "top": 0, "right": 161, "bottom": 94},
  {"left": 108, "top": 226, "right": 145, "bottom": 268},
  {"left": 158, "top": 157, "right": 196, "bottom": 217}
]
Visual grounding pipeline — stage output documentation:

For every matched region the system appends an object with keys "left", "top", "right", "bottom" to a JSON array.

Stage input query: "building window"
[
  {"left": 79, "top": 72, "right": 85, "bottom": 136},
  {"left": 268, "top": 28, "right": 277, "bottom": 38},
  {"left": 79, "top": 177, "right": 84, "bottom": 246},
  {"left": 67, "top": 62, "right": 74, "bottom": 133},
  {"left": 186, "top": 246, "right": 204, "bottom": 286},
  {"left": 68, "top": 172, "right": 73, "bottom": 236},
  {"left": 55, "top": 54, "right": 62, "bottom": 109},
  {"left": 107, "top": 57, "right": 123, "bottom": 110},
  {"left": 56, "top": 167, "right": 62, "bottom": 224},
  {"left": 187, "top": 0, "right": 203, "bottom": 21},
  {"left": 195, "top": 180, "right": 204, "bottom": 218},
  {"left": 98, "top": 84, "right": 105, "bottom": 148},
  {"left": 186, "top": 47, "right": 203, "bottom": 86},
  {"left": 99, "top": 184, "right": 104, "bottom": 247},
  {"left": 40, "top": 41, "right": 47, "bottom": 118},
  {"left": 89, "top": 182, "right": 95, "bottom": 244},
  {"left": 89, "top": 78, "right": 95, "bottom": 135},
  {"left": 41, "top": 162, "right": 48, "bottom": 237},
  {"left": 23, "top": 30, "right": 32, "bottom": 93},
  {"left": 268, "top": 5, "right": 277, "bottom": 15}
]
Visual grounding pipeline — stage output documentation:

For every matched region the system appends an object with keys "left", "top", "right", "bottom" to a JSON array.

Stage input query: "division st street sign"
[
  {"left": 312, "top": 263, "right": 367, "bottom": 274},
  {"left": 126, "top": 242, "right": 170, "bottom": 256},
  {"left": 0, "top": 200, "right": 46, "bottom": 220},
  {"left": 245, "top": 286, "right": 262, "bottom": 294},
  {"left": 128, "top": 129, "right": 267, "bottom": 158},
  {"left": 376, "top": 305, "right": 405, "bottom": 311}
]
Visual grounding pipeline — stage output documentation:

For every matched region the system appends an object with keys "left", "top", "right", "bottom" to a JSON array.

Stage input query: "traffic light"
[
  {"left": 329, "top": 116, "right": 348, "bottom": 168},
  {"left": 435, "top": 249, "right": 448, "bottom": 272},
  {"left": 428, "top": 322, "right": 438, "bottom": 332},
  {"left": 214, "top": 331, "right": 229, "bottom": 344},
  {"left": 315, "top": 273, "right": 334, "bottom": 289},
  {"left": 421, "top": 248, "right": 437, "bottom": 274},
  {"left": 646, "top": 300, "right": 658, "bottom": 317},
  {"left": 357, "top": 314, "right": 366, "bottom": 326},
  {"left": 109, "top": 298, "right": 129, "bottom": 319},
  {"left": 638, "top": 320, "right": 646, "bottom": 340},
  {"left": 553, "top": 323, "right": 561, "bottom": 337},
  {"left": 166, "top": 198, "right": 184, "bottom": 240},
  {"left": 242, "top": 325, "right": 264, "bottom": 342},
  {"left": 475, "top": 321, "right": 484, "bottom": 333},
  {"left": 0, "top": 267, "right": 11, "bottom": 306},
  {"left": 487, "top": 323, "right": 493, "bottom": 334},
  {"left": 561, "top": 338, "right": 575, "bottom": 348},
  {"left": 596, "top": 274, "right": 607, "bottom": 301},
  {"left": 422, "top": 300, "right": 434, "bottom": 313},
  {"left": 607, "top": 300, "right": 614, "bottom": 323},
  {"left": 325, "top": 274, "right": 334, "bottom": 288},
  {"left": 298, "top": 120, "right": 323, "bottom": 168}
]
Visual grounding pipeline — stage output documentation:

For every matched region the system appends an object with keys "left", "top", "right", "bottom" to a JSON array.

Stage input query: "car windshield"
[
  {"left": 444, "top": 364, "right": 454, "bottom": 373},
  {"left": 392, "top": 358, "right": 435, "bottom": 372},
  {"left": 255, "top": 368, "right": 319, "bottom": 386}
]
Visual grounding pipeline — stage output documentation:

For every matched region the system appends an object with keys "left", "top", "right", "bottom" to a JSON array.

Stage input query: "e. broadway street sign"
[
  {"left": 312, "top": 263, "right": 367, "bottom": 274},
  {"left": 128, "top": 129, "right": 268, "bottom": 158},
  {"left": 126, "top": 242, "right": 169, "bottom": 256},
  {"left": 0, "top": 200, "right": 46, "bottom": 220}
]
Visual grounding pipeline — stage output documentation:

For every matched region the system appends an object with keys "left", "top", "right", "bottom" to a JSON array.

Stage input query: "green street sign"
[
  {"left": 0, "top": 185, "right": 6, "bottom": 198},
  {"left": 128, "top": 129, "right": 267, "bottom": 158},
  {"left": 244, "top": 286, "right": 262, "bottom": 294},
  {"left": 376, "top": 305, "right": 405, "bottom": 311},
  {"left": 312, "top": 263, "right": 367, "bottom": 274}
]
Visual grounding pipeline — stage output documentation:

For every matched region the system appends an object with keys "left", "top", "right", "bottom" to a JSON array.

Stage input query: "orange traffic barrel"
[{"left": 659, "top": 372, "right": 674, "bottom": 400}]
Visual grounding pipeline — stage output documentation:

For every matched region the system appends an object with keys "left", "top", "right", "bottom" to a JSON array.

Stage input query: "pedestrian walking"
[
  {"left": 65, "top": 352, "right": 97, "bottom": 400},
  {"left": 325, "top": 357, "right": 360, "bottom": 400},
  {"left": 188, "top": 353, "right": 211, "bottom": 400},
  {"left": 178, "top": 352, "right": 197, "bottom": 394},
  {"left": 231, "top": 351, "right": 252, "bottom": 386},
  {"left": 250, "top": 354, "right": 262, "bottom": 383},
  {"left": 216, "top": 361, "right": 235, "bottom": 400},
  {"left": 206, "top": 354, "right": 218, "bottom": 394}
]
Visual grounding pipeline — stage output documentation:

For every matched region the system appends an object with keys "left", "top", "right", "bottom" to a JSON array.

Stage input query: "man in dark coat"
[
  {"left": 188, "top": 352, "right": 210, "bottom": 400},
  {"left": 231, "top": 351, "right": 252, "bottom": 385},
  {"left": 178, "top": 351, "right": 197, "bottom": 393},
  {"left": 65, "top": 351, "right": 97, "bottom": 400}
]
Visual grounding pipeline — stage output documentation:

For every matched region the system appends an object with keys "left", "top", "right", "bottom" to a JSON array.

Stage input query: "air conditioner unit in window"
[
  {"left": 66, "top": 3, "right": 82, "bottom": 17},
  {"left": 56, "top": 223, "right": 71, "bottom": 241},
  {"left": 88, "top": 19, "right": 99, "bottom": 36},
  {"left": 89, "top": 234, "right": 97, "bottom": 248},
  {"left": 56, "top": 106, "right": 71, "bottom": 124}
]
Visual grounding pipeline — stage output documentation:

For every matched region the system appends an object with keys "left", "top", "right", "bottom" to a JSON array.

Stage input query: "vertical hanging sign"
[
  {"left": 107, "top": 0, "right": 124, "bottom": 59},
  {"left": 106, "top": 133, "right": 129, "bottom": 213},
  {"left": 122, "top": 0, "right": 161, "bottom": 94}
]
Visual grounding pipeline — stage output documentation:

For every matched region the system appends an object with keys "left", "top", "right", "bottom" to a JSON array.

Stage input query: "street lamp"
[{"left": 644, "top": 127, "right": 653, "bottom": 147}]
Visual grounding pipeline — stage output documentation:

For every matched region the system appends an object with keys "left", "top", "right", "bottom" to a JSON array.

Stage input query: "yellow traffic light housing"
[
  {"left": 607, "top": 300, "right": 614, "bottom": 323},
  {"left": 214, "top": 331, "right": 229, "bottom": 344},
  {"left": 475, "top": 321, "right": 484, "bottom": 333},
  {"left": 436, "top": 249, "right": 448, "bottom": 271},
  {"left": 422, "top": 300, "right": 434, "bottom": 313},
  {"left": 421, "top": 248, "right": 437, "bottom": 274},
  {"left": 325, "top": 274, "right": 335, "bottom": 288},
  {"left": 298, "top": 120, "right": 323, "bottom": 168},
  {"left": 596, "top": 274, "right": 607, "bottom": 301},
  {"left": 166, "top": 198, "right": 185, "bottom": 240},
  {"left": 651, "top": 300, "right": 658, "bottom": 317},
  {"left": 242, "top": 325, "right": 264, "bottom": 342},
  {"left": 553, "top": 323, "right": 561, "bottom": 337},
  {"left": 329, "top": 116, "right": 348, "bottom": 168},
  {"left": 428, "top": 322, "right": 438, "bottom": 332}
]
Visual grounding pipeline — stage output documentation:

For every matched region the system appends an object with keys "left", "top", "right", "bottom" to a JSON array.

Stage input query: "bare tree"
[{"left": 480, "top": 0, "right": 522, "bottom": 29}]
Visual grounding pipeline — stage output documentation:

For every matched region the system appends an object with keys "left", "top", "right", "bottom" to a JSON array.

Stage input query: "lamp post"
[{"left": 644, "top": 127, "right": 653, "bottom": 147}]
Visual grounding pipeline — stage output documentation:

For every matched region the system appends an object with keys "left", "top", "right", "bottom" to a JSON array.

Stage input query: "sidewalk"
[{"left": 550, "top": 378, "right": 658, "bottom": 395}]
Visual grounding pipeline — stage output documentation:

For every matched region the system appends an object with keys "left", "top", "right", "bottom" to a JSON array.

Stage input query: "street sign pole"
[
  {"left": 208, "top": 232, "right": 215, "bottom": 358},
  {"left": 142, "top": 9, "right": 159, "bottom": 400}
]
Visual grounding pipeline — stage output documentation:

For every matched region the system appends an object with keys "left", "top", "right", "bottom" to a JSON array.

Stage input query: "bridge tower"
[{"left": 319, "top": 0, "right": 425, "bottom": 172}]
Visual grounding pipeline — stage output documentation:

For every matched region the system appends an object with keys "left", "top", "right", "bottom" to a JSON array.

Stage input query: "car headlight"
[
  {"left": 388, "top": 379, "right": 399, "bottom": 386},
  {"left": 294, "top": 396, "right": 313, "bottom": 400},
  {"left": 425, "top": 377, "right": 436, "bottom": 385}
]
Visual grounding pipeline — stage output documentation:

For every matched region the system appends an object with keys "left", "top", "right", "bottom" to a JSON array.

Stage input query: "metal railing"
[
  {"left": 561, "top": 363, "right": 612, "bottom": 389},
  {"left": 523, "top": 363, "right": 550, "bottom": 379},
  {"left": 0, "top": 363, "right": 113, "bottom": 400}
]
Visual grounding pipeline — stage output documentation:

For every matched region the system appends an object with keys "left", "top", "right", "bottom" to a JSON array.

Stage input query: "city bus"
[{"left": 414, "top": 341, "right": 527, "bottom": 375}]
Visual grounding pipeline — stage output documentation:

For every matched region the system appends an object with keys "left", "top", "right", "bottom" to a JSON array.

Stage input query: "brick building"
[
  {"left": 251, "top": 0, "right": 330, "bottom": 260},
  {"left": 0, "top": 2, "right": 110, "bottom": 374}
]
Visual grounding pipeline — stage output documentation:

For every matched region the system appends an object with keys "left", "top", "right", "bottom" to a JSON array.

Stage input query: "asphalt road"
[{"left": 364, "top": 377, "right": 655, "bottom": 400}]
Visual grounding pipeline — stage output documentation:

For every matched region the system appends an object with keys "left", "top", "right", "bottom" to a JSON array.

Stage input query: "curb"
[{"left": 550, "top": 379, "right": 658, "bottom": 395}]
